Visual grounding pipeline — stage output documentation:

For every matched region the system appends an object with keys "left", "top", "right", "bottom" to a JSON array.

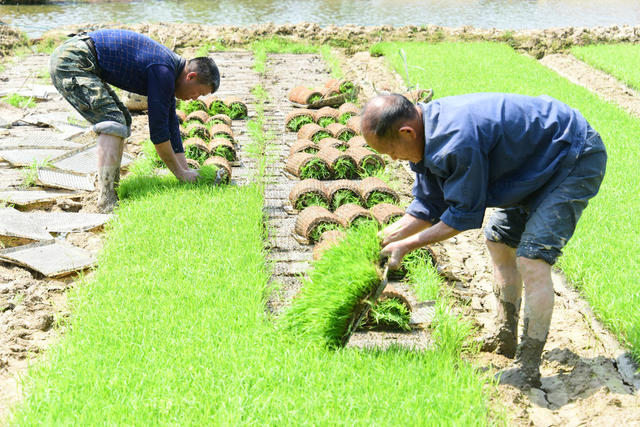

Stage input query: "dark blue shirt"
[
  {"left": 406, "top": 93, "right": 588, "bottom": 231},
  {"left": 88, "top": 29, "right": 185, "bottom": 152}
]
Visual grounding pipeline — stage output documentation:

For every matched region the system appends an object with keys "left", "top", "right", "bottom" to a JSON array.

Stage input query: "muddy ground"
[{"left": 1, "top": 24, "right": 640, "bottom": 425}]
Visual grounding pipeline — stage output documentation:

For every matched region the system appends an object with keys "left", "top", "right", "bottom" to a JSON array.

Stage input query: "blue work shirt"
[
  {"left": 406, "top": 93, "right": 588, "bottom": 231},
  {"left": 88, "top": 29, "right": 185, "bottom": 153}
]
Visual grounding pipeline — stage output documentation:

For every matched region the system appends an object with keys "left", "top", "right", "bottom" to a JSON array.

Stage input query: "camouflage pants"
[{"left": 49, "top": 36, "right": 131, "bottom": 137}]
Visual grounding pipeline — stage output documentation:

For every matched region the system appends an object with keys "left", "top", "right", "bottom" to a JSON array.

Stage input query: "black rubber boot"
[{"left": 480, "top": 299, "right": 520, "bottom": 359}]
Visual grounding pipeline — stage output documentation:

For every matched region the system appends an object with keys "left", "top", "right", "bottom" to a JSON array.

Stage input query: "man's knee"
[
  {"left": 93, "top": 121, "right": 130, "bottom": 139},
  {"left": 516, "top": 256, "right": 552, "bottom": 286}
]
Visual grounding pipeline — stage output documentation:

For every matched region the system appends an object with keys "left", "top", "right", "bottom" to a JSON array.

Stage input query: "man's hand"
[
  {"left": 177, "top": 168, "right": 199, "bottom": 183},
  {"left": 380, "top": 241, "right": 410, "bottom": 270},
  {"left": 379, "top": 214, "right": 432, "bottom": 246}
]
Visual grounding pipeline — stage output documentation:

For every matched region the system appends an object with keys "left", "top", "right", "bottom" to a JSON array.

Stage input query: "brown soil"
[{"left": 1, "top": 24, "right": 639, "bottom": 425}]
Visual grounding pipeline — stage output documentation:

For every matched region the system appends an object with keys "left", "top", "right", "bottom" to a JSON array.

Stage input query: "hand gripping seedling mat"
[{"left": 0, "top": 240, "right": 96, "bottom": 277}]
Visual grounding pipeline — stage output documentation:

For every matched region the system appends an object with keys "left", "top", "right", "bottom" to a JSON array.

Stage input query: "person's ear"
[
  {"left": 398, "top": 125, "right": 416, "bottom": 139},
  {"left": 186, "top": 71, "right": 198, "bottom": 81}
]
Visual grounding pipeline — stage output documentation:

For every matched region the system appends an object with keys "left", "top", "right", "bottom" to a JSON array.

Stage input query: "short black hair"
[
  {"left": 361, "top": 93, "right": 419, "bottom": 139},
  {"left": 187, "top": 57, "right": 220, "bottom": 93}
]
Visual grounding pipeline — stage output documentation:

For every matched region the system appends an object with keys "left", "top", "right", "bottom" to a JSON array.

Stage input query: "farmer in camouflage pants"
[
  {"left": 361, "top": 93, "right": 606, "bottom": 389},
  {"left": 50, "top": 29, "right": 220, "bottom": 213}
]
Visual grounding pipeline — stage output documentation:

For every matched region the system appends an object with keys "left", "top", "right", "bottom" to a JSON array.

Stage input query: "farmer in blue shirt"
[
  {"left": 50, "top": 29, "right": 220, "bottom": 212},
  {"left": 361, "top": 93, "right": 606, "bottom": 388}
]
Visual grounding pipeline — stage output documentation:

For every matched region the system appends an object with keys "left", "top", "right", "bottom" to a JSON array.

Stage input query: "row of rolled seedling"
[
  {"left": 286, "top": 139, "right": 383, "bottom": 180},
  {"left": 285, "top": 103, "right": 360, "bottom": 132},
  {"left": 288, "top": 78, "right": 358, "bottom": 106},
  {"left": 289, "top": 177, "right": 399, "bottom": 212},
  {"left": 177, "top": 95, "right": 248, "bottom": 119}
]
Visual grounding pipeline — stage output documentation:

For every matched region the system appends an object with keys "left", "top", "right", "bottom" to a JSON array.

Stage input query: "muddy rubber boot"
[
  {"left": 97, "top": 165, "right": 120, "bottom": 214},
  {"left": 497, "top": 317, "right": 545, "bottom": 389},
  {"left": 479, "top": 299, "right": 520, "bottom": 359}
]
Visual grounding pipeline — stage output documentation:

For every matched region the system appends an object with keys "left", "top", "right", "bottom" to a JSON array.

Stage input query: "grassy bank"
[
  {"left": 571, "top": 43, "right": 640, "bottom": 91},
  {"left": 373, "top": 41, "right": 640, "bottom": 361}
]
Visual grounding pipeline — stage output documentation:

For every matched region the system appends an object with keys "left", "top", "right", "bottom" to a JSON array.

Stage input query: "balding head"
[{"left": 360, "top": 94, "right": 420, "bottom": 139}]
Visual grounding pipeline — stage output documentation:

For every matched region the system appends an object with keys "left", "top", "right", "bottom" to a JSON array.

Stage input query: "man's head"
[
  {"left": 360, "top": 94, "right": 424, "bottom": 163},
  {"left": 175, "top": 57, "right": 220, "bottom": 100}
]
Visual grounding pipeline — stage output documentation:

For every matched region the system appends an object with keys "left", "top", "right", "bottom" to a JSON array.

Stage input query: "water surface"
[{"left": 2, "top": 0, "right": 640, "bottom": 38}]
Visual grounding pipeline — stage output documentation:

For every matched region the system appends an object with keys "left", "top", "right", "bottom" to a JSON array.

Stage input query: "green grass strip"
[
  {"left": 374, "top": 40, "right": 640, "bottom": 361},
  {"left": 571, "top": 43, "right": 640, "bottom": 91}
]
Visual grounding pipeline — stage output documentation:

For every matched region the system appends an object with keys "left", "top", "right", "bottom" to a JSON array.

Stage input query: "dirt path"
[
  {"left": 337, "top": 51, "right": 640, "bottom": 425},
  {"left": 540, "top": 53, "right": 640, "bottom": 119}
]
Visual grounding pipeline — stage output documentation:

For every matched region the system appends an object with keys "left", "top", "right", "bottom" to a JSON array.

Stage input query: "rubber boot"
[
  {"left": 480, "top": 298, "right": 520, "bottom": 358},
  {"left": 497, "top": 318, "right": 545, "bottom": 389},
  {"left": 96, "top": 133, "right": 124, "bottom": 214}
]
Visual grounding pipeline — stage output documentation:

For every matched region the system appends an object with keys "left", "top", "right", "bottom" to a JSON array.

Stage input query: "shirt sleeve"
[
  {"left": 436, "top": 146, "right": 489, "bottom": 231},
  {"left": 405, "top": 169, "right": 448, "bottom": 224},
  {"left": 147, "top": 64, "right": 183, "bottom": 153}
]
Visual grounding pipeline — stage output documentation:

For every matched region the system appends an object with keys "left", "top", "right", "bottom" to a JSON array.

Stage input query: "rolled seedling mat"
[
  {"left": 327, "top": 79, "right": 356, "bottom": 95},
  {"left": 207, "top": 114, "right": 232, "bottom": 127},
  {"left": 321, "top": 85, "right": 340, "bottom": 98},
  {"left": 285, "top": 108, "right": 315, "bottom": 132},
  {"left": 223, "top": 96, "right": 248, "bottom": 119},
  {"left": 326, "top": 122, "right": 355, "bottom": 142},
  {"left": 185, "top": 123, "right": 211, "bottom": 142},
  {"left": 346, "top": 115, "right": 361, "bottom": 134},
  {"left": 325, "top": 179, "right": 363, "bottom": 211},
  {"left": 324, "top": 78, "right": 339, "bottom": 89},
  {"left": 285, "top": 152, "right": 331, "bottom": 180},
  {"left": 334, "top": 203, "right": 374, "bottom": 228},
  {"left": 403, "top": 88, "right": 433, "bottom": 104},
  {"left": 314, "top": 107, "right": 340, "bottom": 126},
  {"left": 185, "top": 110, "right": 210, "bottom": 124},
  {"left": 208, "top": 123, "right": 234, "bottom": 142},
  {"left": 175, "top": 109, "right": 187, "bottom": 124},
  {"left": 186, "top": 158, "right": 200, "bottom": 169},
  {"left": 370, "top": 203, "right": 404, "bottom": 225},
  {"left": 203, "top": 155, "right": 232, "bottom": 183},
  {"left": 207, "top": 138, "right": 236, "bottom": 162},
  {"left": 317, "top": 146, "right": 358, "bottom": 180},
  {"left": 346, "top": 146, "right": 385, "bottom": 176},
  {"left": 203, "top": 96, "right": 229, "bottom": 115},
  {"left": 312, "top": 229, "right": 346, "bottom": 260},
  {"left": 294, "top": 205, "right": 343, "bottom": 243},
  {"left": 378, "top": 284, "right": 413, "bottom": 311},
  {"left": 288, "top": 86, "right": 323, "bottom": 105},
  {"left": 289, "top": 139, "right": 319, "bottom": 156},
  {"left": 289, "top": 178, "right": 328, "bottom": 211},
  {"left": 183, "top": 137, "right": 210, "bottom": 165},
  {"left": 179, "top": 99, "right": 208, "bottom": 114},
  {"left": 338, "top": 102, "right": 359, "bottom": 119},
  {"left": 347, "top": 135, "right": 368, "bottom": 148},
  {"left": 359, "top": 177, "right": 399, "bottom": 207},
  {"left": 317, "top": 137, "right": 348, "bottom": 152},
  {"left": 297, "top": 123, "right": 332, "bottom": 142}
]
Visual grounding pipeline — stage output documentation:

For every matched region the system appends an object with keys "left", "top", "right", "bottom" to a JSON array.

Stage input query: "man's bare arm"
[
  {"left": 154, "top": 141, "right": 198, "bottom": 182},
  {"left": 380, "top": 213, "right": 432, "bottom": 246},
  {"left": 382, "top": 221, "right": 460, "bottom": 269}
]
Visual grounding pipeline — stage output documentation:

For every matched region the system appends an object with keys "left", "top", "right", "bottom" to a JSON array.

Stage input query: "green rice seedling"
[
  {"left": 318, "top": 116, "right": 336, "bottom": 127},
  {"left": 337, "top": 129, "right": 355, "bottom": 142},
  {"left": 2, "top": 93, "right": 35, "bottom": 109},
  {"left": 339, "top": 112, "right": 355, "bottom": 125},
  {"left": 366, "top": 298, "right": 412, "bottom": 331},
  {"left": 185, "top": 144, "right": 209, "bottom": 165},
  {"left": 339, "top": 81, "right": 355, "bottom": 94},
  {"left": 311, "top": 130, "right": 332, "bottom": 142},
  {"left": 332, "top": 189, "right": 361, "bottom": 210},
  {"left": 205, "top": 118, "right": 226, "bottom": 127},
  {"left": 212, "top": 132, "right": 232, "bottom": 142},
  {"left": 571, "top": 43, "right": 640, "bottom": 91},
  {"left": 208, "top": 99, "right": 230, "bottom": 116},
  {"left": 332, "top": 157, "right": 358, "bottom": 179},
  {"left": 366, "top": 191, "right": 396, "bottom": 208},
  {"left": 188, "top": 127, "right": 210, "bottom": 142},
  {"left": 196, "top": 165, "right": 223, "bottom": 186},
  {"left": 211, "top": 145, "right": 235, "bottom": 162},
  {"left": 228, "top": 102, "right": 248, "bottom": 119},
  {"left": 359, "top": 157, "right": 385, "bottom": 177},
  {"left": 350, "top": 217, "right": 378, "bottom": 229},
  {"left": 142, "top": 139, "right": 163, "bottom": 168},
  {"left": 287, "top": 115, "right": 314, "bottom": 131},
  {"left": 308, "top": 222, "right": 342, "bottom": 243},
  {"left": 302, "top": 146, "right": 319, "bottom": 154},
  {"left": 280, "top": 221, "right": 381, "bottom": 348},
  {"left": 295, "top": 192, "right": 329, "bottom": 211},
  {"left": 308, "top": 93, "right": 323, "bottom": 104},
  {"left": 177, "top": 99, "right": 207, "bottom": 115},
  {"left": 183, "top": 120, "right": 202, "bottom": 128},
  {"left": 299, "top": 158, "right": 331, "bottom": 180}
]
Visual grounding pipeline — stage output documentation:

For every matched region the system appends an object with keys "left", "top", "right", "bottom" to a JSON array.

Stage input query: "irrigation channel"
[{"left": 1, "top": 38, "right": 640, "bottom": 424}]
